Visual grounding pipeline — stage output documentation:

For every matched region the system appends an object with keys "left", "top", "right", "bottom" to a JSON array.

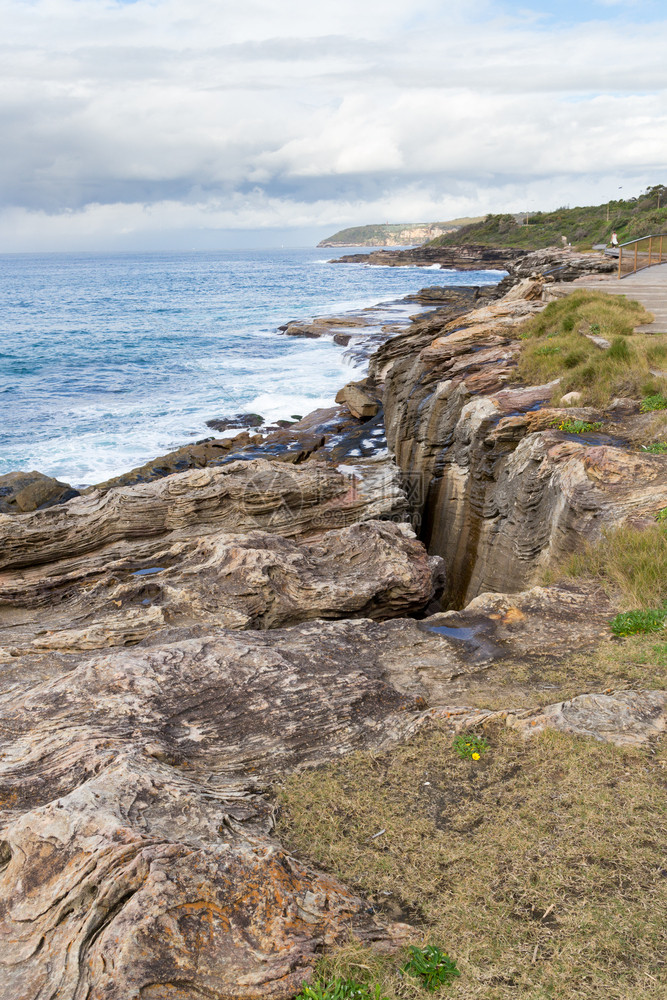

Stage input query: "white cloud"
[{"left": 0, "top": 0, "right": 665, "bottom": 248}]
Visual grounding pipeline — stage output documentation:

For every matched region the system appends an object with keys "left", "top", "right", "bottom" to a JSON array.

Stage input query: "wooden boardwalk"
[{"left": 555, "top": 262, "right": 667, "bottom": 333}]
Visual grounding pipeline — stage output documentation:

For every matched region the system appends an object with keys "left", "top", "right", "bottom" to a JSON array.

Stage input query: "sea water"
[{"left": 0, "top": 248, "right": 504, "bottom": 486}]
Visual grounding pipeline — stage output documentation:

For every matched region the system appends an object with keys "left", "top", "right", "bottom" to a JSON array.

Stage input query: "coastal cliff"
[
  {"left": 1, "top": 260, "right": 666, "bottom": 998},
  {"left": 316, "top": 218, "right": 482, "bottom": 247}
]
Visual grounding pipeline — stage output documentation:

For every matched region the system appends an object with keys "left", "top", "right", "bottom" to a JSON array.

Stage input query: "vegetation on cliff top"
[
  {"left": 426, "top": 184, "right": 667, "bottom": 251},
  {"left": 278, "top": 725, "right": 667, "bottom": 999},
  {"left": 318, "top": 218, "right": 483, "bottom": 246},
  {"left": 514, "top": 290, "right": 665, "bottom": 407}
]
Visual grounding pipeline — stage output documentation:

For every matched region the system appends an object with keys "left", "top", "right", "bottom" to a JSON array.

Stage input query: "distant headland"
[{"left": 317, "top": 217, "right": 483, "bottom": 247}]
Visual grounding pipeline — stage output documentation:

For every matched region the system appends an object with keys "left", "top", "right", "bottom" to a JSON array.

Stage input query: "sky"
[{"left": 1, "top": 0, "right": 666, "bottom": 251}]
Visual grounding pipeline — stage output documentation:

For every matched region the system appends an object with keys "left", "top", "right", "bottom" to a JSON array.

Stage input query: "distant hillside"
[
  {"left": 318, "top": 217, "right": 483, "bottom": 248},
  {"left": 426, "top": 186, "right": 667, "bottom": 251}
]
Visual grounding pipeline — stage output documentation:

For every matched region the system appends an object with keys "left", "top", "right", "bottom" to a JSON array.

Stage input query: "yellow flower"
[{"left": 472, "top": 752, "right": 480, "bottom": 760}]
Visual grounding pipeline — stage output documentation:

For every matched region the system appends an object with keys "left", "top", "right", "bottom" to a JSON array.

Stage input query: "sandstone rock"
[
  {"left": 335, "top": 381, "right": 380, "bottom": 419},
  {"left": 508, "top": 690, "right": 667, "bottom": 747},
  {"left": 585, "top": 333, "right": 611, "bottom": 349},
  {"left": 494, "top": 248, "right": 616, "bottom": 295},
  {"left": 560, "top": 390, "right": 583, "bottom": 406},
  {"left": 404, "top": 285, "right": 494, "bottom": 307},
  {"left": 206, "top": 412, "right": 264, "bottom": 431},
  {"left": 380, "top": 286, "right": 667, "bottom": 605},
  {"left": 0, "top": 458, "right": 411, "bottom": 573},
  {"left": 279, "top": 315, "right": 366, "bottom": 339},
  {"left": 0, "top": 521, "right": 443, "bottom": 651},
  {"left": 0, "top": 470, "right": 79, "bottom": 514}
]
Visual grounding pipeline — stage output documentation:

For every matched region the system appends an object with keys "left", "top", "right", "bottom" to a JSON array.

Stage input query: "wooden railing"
[{"left": 617, "top": 233, "right": 667, "bottom": 278}]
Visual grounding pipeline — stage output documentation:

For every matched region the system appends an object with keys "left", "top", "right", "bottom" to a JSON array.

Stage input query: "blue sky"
[
  {"left": 0, "top": 0, "right": 665, "bottom": 250},
  {"left": 502, "top": 0, "right": 662, "bottom": 25}
]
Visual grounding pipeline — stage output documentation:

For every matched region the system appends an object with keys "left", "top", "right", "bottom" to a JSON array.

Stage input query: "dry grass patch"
[
  {"left": 451, "top": 635, "right": 667, "bottom": 713},
  {"left": 514, "top": 291, "right": 666, "bottom": 407},
  {"left": 277, "top": 726, "right": 667, "bottom": 999},
  {"left": 556, "top": 522, "right": 667, "bottom": 611}
]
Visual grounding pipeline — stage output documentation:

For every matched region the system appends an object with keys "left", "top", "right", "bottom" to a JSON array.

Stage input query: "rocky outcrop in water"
[
  {"left": 330, "top": 245, "right": 617, "bottom": 286},
  {"left": 0, "top": 470, "right": 80, "bottom": 513},
  {"left": 331, "top": 244, "right": 526, "bottom": 270}
]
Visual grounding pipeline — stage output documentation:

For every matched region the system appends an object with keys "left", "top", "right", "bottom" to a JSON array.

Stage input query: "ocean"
[{"left": 0, "top": 248, "right": 504, "bottom": 487}]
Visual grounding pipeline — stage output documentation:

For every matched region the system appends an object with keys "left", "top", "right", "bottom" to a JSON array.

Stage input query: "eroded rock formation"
[
  {"left": 0, "top": 458, "right": 437, "bottom": 653},
  {"left": 379, "top": 281, "right": 667, "bottom": 604}
]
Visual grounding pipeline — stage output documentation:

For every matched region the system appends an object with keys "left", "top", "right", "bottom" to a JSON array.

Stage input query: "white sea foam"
[{"left": 0, "top": 247, "right": 504, "bottom": 484}]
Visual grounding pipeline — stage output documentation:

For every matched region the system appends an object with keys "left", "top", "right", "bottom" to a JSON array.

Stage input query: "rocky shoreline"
[
  {"left": 0, "top": 250, "right": 666, "bottom": 998},
  {"left": 330, "top": 243, "right": 617, "bottom": 282}
]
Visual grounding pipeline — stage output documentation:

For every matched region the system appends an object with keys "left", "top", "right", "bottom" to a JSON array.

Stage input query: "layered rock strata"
[
  {"left": 331, "top": 244, "right": 526, "bottom": 269},
  {"left": 0, "top": 458, "right": 436, "bottom": 653},
  {"left": 379, "top": 281, "right": 667, "bottom": 605}
]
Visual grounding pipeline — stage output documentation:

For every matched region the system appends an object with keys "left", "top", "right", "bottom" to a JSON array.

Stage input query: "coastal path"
[{"left": 555, "top": 262, "right": 667, "bottom": 333}]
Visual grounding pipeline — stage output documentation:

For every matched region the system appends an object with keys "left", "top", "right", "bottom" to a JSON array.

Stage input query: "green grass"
[
  {"left": 296, "top": 981, "right": 388, "bottom": 1000},
  {"left": 554, "top": 522, "right": 667, "bottom": 643},
  {"left": 551, "top": 418, "right": 602, "bottom": 434},
  {"left": 426, "top": 184, "right": 667, "bottom": 251},
  {"left": 641, "top": 394, "right": 667, "bottom": 413},
  {"left": 643, "top": 442, "right": 667, "bottom": 454},
  {"left": 513, "top": 291, "right": 665, "bottom": 406},
  {"left": 610, "top": 608, "right": 667, "bottom": 637},
  {"left": 277, "top": 726, "right": 667, "bottom": 999}
]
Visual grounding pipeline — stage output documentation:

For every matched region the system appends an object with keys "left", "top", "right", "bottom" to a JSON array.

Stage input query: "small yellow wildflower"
[{"left": 472, "top": 752, "right": 480, "bottom": 760}]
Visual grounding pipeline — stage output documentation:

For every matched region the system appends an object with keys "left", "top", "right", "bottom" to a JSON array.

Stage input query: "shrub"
[
  {"left": 642, "top": 442, "right": 667, "bottom": 454},
  {"left": 657, "top": 507, "right": 667, "bottom": 522},
  {"left": 608, "top": 337, "right": 631, "bottom": 361},
  {"left": 564, "top": 350, "right": 585, "bottom": 369},
  {"left": 402, "top": 945, "right": 461, "bottom": 991}
]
